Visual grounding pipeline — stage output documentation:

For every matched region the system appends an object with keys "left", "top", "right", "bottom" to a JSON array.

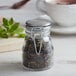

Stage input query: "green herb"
[
  {"left": 9, "top": 18, "right": 13, "bottom": 25},
  {"left": 0, "top": 18, "right": 25, "bottom": 38}
]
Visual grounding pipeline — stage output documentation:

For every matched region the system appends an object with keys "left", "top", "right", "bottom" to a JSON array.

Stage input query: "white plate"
[{"left": 39, "top": 15, "right": 76, "bottom": 34}]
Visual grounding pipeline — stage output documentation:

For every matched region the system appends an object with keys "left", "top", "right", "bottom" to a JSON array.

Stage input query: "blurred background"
[{"left": 0, "top": 0, "right": 42, "bottom": 25}]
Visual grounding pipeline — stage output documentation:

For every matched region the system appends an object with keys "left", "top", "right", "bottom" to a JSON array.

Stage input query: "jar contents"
[
  {"left": 23, "top": 18, "right": 53, "bottom": 71},
  {"left": 23, "top": 36, "right": 53, "bottom": 70}
]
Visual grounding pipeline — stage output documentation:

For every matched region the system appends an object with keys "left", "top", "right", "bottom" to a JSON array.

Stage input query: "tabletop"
[{"left": 0, "top": 0, "right": 76, "bottom": 76}]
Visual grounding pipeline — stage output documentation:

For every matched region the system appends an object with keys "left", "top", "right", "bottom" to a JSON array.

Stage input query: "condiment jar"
[{"left": 23, "top": 18, "right": 53, "bottom": 71}]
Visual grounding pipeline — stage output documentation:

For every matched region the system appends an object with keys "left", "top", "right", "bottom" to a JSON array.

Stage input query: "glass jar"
[{"left": 23, "top": 18, "right": 53, "bottom": 71}]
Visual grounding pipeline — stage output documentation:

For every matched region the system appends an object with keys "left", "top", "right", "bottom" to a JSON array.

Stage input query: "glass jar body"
[{"left": 23, "top": 34, "right": 53, "bottom": 71}]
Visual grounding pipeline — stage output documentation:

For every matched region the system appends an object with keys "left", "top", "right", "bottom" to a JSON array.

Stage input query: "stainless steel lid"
[
  {"left": 25, "top": 18, "right": 51, "bottom": 33},
  {"left": 26, "top": 18, "right": 51, "bottom": 27}
]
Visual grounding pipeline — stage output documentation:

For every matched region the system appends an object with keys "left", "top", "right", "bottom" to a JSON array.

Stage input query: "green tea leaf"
[
  {"left": 18, "top": 34, "right": 25, "bottom": 38},
  {"left": 0, "top": 17, "right": 25, "bottom": 38},
  {"left": 3, "top": 18, "right": 9, "bottom": 29},
  {"left": 1, "top": 34, "right": 8, "bottom": 38},
  {"left": 0, "top": 27, "right": 3, "bottom": 33},
  {"left": 3, "top": 18, "right": 8, "bottom": 25},
  {"left": 0, "top": 30, "right": 8, "bottom": 38},
  {"left": 0, "top": 27, "right": 6, "bottom": 33},
  {"left": 14, "top": 27, "right": 24, "bottom": 34},
  {"left": 9, "top": 23, "right": 19, "bottom": 33},
  {"left": 9, "top": 18, "right": 14, "bottom": 25}
]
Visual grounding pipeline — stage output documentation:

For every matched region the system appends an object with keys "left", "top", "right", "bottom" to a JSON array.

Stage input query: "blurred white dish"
[
  {"left": 51, "top": 24, "right": 76, "bottom": 34},
  {"left": 36, "top": 0, "right": 76, "bottom": 27},
  {"left": 40, "top": 15, "right": 76, "bottom": 34}
]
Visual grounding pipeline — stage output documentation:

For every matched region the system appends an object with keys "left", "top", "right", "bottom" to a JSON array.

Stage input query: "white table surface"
[{"left": 0, "top": 0, "right": 76, "bottom": 76}]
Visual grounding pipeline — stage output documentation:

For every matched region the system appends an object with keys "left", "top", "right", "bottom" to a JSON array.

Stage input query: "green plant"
[{"left": 0, "top": 18, "right": 25, "bottom": 38}]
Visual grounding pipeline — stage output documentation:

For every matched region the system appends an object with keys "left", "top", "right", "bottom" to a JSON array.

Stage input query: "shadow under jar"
[{"left": 23, "top": 18, "right": 53, "bottom": 71}]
